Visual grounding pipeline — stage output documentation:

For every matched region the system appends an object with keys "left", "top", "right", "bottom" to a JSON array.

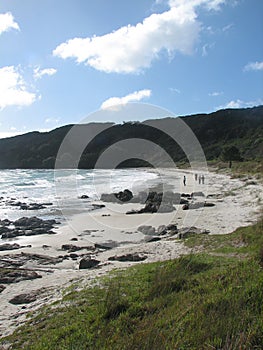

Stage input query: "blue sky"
[{"left": 0, "top": 0, "right": 262, "bottom": 138}]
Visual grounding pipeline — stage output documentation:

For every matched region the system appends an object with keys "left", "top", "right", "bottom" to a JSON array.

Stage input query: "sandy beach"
[{"left": 0, "top": 168, "right": 262, "bottom": 337}]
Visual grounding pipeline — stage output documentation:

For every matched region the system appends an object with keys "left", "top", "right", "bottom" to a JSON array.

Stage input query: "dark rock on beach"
[
  {"left": 80, "top": 194, "right": 89, "bottom": 199},
  {"left": 101, "top": 189, "right": 133, "bottom": 203},
  {"left": 9, "top": 292, "right": 37, "bottom": 305},
  {"left": 79, "top": 258, "right": 100, "bottom": 269},
  {"left": 108, "top": 253, "right": 147, "bottom": 262},
  {"left": 0, "top": 269, "right": 42, "bottom": 284},
  {"left": 94, "top": 241, "right": 118, "bottom": 250},
  {"left": 0, "top": 216, "right": 59, "bottom": 239},
  {"left": 0, "top": 243, "right": 31, "bottom": 251},
  {"left": 178, "top": 227, "right": 210, "bottom": 239},
  {"left": 61, "top": 244, "right": 95, "bottom": 253},
  {"left": 0, "top": 284, "right": 6, "bottom": 293}
]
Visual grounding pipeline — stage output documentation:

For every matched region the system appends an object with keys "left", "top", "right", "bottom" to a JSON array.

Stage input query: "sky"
[{"left": 0, "top": 0, "right": 262, "bottom": 138}]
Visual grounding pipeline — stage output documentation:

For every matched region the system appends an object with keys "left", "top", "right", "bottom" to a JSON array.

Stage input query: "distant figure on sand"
[
  {"left": 183, "top": 175, "right": 186, "bottom": 186},
  {"left": 198, "top": 175, "right": 201, "bottom": 184},
  {"left": 195, "top": 173, "right": 198, "bottom": 181},
  {"left": 201, "top": 175, "right": 205, "bottom": 184}
]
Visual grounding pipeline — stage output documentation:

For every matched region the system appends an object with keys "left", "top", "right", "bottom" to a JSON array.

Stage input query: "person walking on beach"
[
  {"left": 183, "top": 175, "right": 186, "bottom": 186},
  {"left": 201, "top": 175, "right": 205, "bottom": 184},
  {"left": 195, "top": 173, "right": 198, "bottom": 181}
]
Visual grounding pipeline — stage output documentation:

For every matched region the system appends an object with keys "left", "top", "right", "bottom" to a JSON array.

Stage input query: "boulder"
[
  {"left": 137, "top": 225, "right": 156, "bottom": 235},
  {"left": 79, "top": 258, "right": 100, "bottom": 269},
  {"left": 80, "top": 195, "right": 89, "bottom": 199},
  {"left": 0, "top": 269, "right": 42, "bottom": 284},
  {"left": 0, "top": 285, "right": 6, "bottom": 293},
  {"left": 9, "top": 292, "right": 37, "bottom": 305}
]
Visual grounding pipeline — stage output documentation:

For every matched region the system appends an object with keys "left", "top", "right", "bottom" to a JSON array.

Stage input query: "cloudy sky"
[{"left": 0, "top": 0, "right": 262, "bottom": 138}]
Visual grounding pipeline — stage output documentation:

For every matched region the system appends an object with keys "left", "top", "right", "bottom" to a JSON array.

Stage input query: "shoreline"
[{"left": 0, "top": 168, "right": 262, "bottom": 337}]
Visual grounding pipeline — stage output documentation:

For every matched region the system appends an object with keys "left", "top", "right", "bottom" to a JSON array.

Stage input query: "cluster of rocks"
[
  {"left": 137, "top": 224, "right": 209, "bottom": 240},
  {"left": 0, "top": 216, "right": 59, "bottom": 239},
  {"left": 101, "top": 189, "right": 133, "bottom": 203},
  {"left": 100, "top": 189, "right": 214, "bottom": 214},
  {"left": 0, "top": 243, "right": 32, "bottom": 251},
  {"left": 2, "top": 197, "right": 53, "bottom": 211}
]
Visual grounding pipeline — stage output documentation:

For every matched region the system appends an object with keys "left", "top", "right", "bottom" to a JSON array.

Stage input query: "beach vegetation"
[{"left": 1, "top": 218, "right": 263, "bottom": 350}]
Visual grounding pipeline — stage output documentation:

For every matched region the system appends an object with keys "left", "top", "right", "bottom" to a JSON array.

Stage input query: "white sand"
[{"left": 0, "top": 168, "right": 262, "bottom": 337}]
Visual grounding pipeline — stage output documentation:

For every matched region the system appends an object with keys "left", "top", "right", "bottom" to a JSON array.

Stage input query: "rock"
[
  {"left": 0, "top": 243, "right": 22, "bottom": 251},
  {"left": 0, "top": 269, "right": 42, "bottom": 284},
  {"left": 1, "top": 217, "right": 59, "bottom": 239},
  {"left": 70, "top": 237, "right": 78, "bottom": 241},
  {"left": 69, "top": 253, "right": 79, "bottom": 260},
  {"left": 108, "top": 253, "right": 147, "bottom": 262},
  {"left": 180, "top": 198, "right": 189, "bottom": 205},
  {"left": 178, "top": 227, "right": 210, "bottom": 239},
  {"left": 137, "top": 225, "right": 156, "bottom": 235},
  {"left": 182, "top": 204, "right": 189, "bottom": 210},
  {"left": 94, "top": 241, "right": 118, "bottom": 250},
  {"left": 204, "top": 202, "right": 215, "bottom": 207},
  {"left": 79, "top": 258, "right": 100, "bottom": 269},
  {"left": 158, "top": 203, "right": 175, "bottom": 213},
  {"left": 92, "top": 204, "right": 105, "bottom": 210},
  {"left": 80, "top": 195, "right": 89, "bottom": 199},
  {"left": 0, "top": 219, "right": 11, "bottom": 226},
  {"left": 115, "top": 189, "right": 133, "bottom": 202},
  {"left": 0, "top": 285, "right": 6, "bottom": 293},
  {"left": 191, "top": 191, "right": 205, "bottom": 197},
  {"left": 157, "top": 225, "right": 167, "bottom": 235},
  {"left": 9, "top": 292, "right": 37, "bottom": 305},
  {"left": 144, "top": 236, "right": 161, "bottom": 243},
  {"left": 101, "top": 189, "right": 133, "bottom": 203},
  {"left": 61, "top": 244, "right": 94, "bottom": 252}
]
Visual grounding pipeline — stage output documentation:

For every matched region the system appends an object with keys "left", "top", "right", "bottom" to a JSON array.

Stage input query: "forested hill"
[{"left": 0, "top": 106, "right": 262, "bottom": 169}]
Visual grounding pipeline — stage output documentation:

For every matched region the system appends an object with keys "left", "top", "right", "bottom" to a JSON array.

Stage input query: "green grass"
[{"left": 1, "top": 219, "right": 263, "bottom": 350}]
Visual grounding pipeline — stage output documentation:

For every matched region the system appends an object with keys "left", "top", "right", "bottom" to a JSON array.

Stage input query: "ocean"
[{"left": 0, "top": 168, "right": 162, "bottom": 223}]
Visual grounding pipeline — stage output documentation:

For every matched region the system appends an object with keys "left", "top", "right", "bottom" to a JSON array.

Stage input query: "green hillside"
[{"left": 0, "top": 106, "right": 262, "bottom": 168}]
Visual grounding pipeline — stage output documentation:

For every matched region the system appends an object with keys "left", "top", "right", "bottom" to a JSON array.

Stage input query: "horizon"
[{"left": 0, "top": 0, "right": 262, "bottom": 138}]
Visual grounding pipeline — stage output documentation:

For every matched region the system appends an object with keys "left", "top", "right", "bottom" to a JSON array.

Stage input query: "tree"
[{"left": 221, "top": 145, "right": 242, "bottom": 168}]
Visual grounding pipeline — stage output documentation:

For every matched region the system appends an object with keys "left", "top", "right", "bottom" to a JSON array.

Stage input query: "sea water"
[{"left": 0, "top": 168, "right": 161, "bottom": 222}]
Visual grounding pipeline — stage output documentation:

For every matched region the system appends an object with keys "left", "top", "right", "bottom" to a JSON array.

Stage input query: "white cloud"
[
  {"left": 169, "top": 87, "right": 181, "bottom": 93},
  {"left": 34, "top": 67, "right": 57, "bottom": 79},
  {"left": 168, "top": 0, "right": 225, "bottom": 12},
  {"left": 218, "top": 99, "right": 263, "bottom": 109},
  {"left": 243, "top": 61, "right": 263, "bottom": 72},
  {"left": 209, "top": 91, "right": 223, "bottom": 96},
  {"left": 222, "top": 23, "right": 233, "bottom": 32},
  {"left": 53, "top": 3, "right": 205, "bottom": 73},
  {"left": 202, "top": 42, "right": 215, "bottom": 56},
  {"left": 0, "top": 12, "right": 20, "bottom": 35},
  {"left": 100, "top": 89, "right": 152, "bottom": 110},
  {"left": 45, "top": 117, "right": 60, "bottom": 124},
  {"left": 53, "top": 0, "right": 227, "bottom": 74},
  {"left": 0, "top": 66, "right": 37, "bottom": 110}
]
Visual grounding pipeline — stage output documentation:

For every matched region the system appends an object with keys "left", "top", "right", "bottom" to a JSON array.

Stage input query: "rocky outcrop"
[{"left": 0, "top": 216, "right": 59, "bottom": 239}]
